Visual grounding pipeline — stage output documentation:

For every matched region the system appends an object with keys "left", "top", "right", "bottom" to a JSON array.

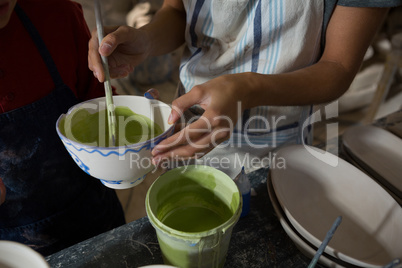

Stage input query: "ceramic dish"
[
  {"left": 342, "top": 125, "right": 402, "bottom": 199},
  {"left": 0, "top": 241, "right": 49, "bottom": 268},
  {"left": 56, "top": 95, "right": 174, "bottom": 189},
  {"left": 271, "top": 145, "right": 402, "bottom": 268},
  {"left": 267, "top": 174, "right": 350, "bottom": 268}
]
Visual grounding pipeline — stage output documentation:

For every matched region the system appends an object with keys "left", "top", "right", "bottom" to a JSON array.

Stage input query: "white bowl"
[
  {"left": 56, "top": 96, "right": 174, "bottom": 189},
  {"left": 271, "top": 145, "right": 402, "bottom": 267},
  {"left": 0, "top": 241, "right": 49, "bottom": 268}
]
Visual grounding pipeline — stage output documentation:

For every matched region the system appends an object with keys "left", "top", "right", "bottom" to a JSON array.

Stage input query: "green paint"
[
  {"left": 155, "top": 172, "right": 233, "bottom": 233},
  {"left": 146, "top": 165, "right": 242, "bottom": 268},
  {"left": 162, "top": 205, "right": 230, "bottom": 233},
  {"left": 157, "top": 188, "right": 233, "bottom": 233},
  {"left": 60, "top": 106, "right": 162, "bottom": 147},
  {"left": 230, "top": 192, "right": 240, "bottom": 212}
]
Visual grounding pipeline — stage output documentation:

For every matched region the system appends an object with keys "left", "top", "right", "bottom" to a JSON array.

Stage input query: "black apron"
[{"left": 0, "top": 4, "right": 125, "bottom": 256}]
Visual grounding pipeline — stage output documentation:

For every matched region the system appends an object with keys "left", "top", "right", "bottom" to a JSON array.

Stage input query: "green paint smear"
[
  {"left": 60, "top": 106, "right": 163, "bottom": 147},
  {"left": 158, "top": 238, "right": 192, "bottom": 267}
]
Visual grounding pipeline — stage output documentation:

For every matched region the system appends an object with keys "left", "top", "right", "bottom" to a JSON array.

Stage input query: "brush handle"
[
  {"left": 95, "top": 0, "right": 116, "bottom": 146},
  {"left": 308, "top": 216, "right": 342, "bottom": 268}
]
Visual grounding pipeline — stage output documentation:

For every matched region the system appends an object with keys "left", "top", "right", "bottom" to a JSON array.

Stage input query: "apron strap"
[{"left": 14, "top": 3, "right": 64, "bottom": 88}]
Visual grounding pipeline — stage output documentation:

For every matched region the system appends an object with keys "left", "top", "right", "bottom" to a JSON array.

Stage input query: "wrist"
[
  {"left": 137, "top": 28, "right": 154, "bottom": 58},
  {"left": 240, "top": 72, "right": 271, "bottom": 109}
]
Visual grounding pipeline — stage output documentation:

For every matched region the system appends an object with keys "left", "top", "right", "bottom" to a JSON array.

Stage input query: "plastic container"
[
  {"left": 146, "top": 165, "right": 242, "bottom": 268},
  {"left": 235, "top": 167, "right": 251, "bottom": 217}
]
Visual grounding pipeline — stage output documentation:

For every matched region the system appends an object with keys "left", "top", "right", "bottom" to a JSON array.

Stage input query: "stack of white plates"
[
  {"left": 267, "top": 177, "right": 349, "bottom": 268},
  {"left": 342, "top": 125, "right": 402, "bottom": 205},
  {"left": 268, "top": 145, "right": 402, "bottom": 268}
]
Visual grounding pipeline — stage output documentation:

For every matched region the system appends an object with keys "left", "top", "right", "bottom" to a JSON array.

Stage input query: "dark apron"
[{"left": 0, "top": 4, "right": 125, "bottom": 256}]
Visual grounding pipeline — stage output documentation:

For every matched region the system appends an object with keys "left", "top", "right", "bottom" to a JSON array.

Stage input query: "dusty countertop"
[
  {"left": 46, "top": 166, "right": 320, "bottom": 268},
  {"left": 45, "top": 110, "right": 402, "bottom": 268}
]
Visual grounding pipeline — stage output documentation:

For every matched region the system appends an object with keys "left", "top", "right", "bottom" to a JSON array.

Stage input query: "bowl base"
[{"left": 100, "top": 174, "right": 147, "bottom": 189}]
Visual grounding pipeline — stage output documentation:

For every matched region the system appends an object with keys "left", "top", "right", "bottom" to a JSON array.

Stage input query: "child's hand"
[
  {"left": 88, "top": 25, "right": 150, "bottom": 82},
  {"left": 151, "top": 73, "right": 254, "bottom": 164}
]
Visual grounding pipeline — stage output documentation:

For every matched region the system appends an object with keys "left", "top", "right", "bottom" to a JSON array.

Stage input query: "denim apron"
[{"left": 0, "top": 4, "right": 125, "bottom": 256}]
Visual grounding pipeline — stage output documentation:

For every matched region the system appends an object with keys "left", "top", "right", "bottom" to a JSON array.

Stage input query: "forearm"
[
  {"left": 244, "top": 6, "right": 389, "bottom": 109},
  {"left": 245, "top": 60, "right": 354, "bottom": 108},
  {"left": 141, "top": 1, "right": 186, "bottom": 57}
]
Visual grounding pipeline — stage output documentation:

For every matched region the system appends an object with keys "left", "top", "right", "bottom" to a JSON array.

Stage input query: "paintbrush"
[
  {"left": 307, "top": 216, "right": 342, "bottom": 268},
  {"left": 94, "top": 0, "right": 117, "bottom": 146}
]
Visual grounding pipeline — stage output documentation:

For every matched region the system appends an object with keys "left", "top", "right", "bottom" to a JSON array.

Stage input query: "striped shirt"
[
  {"left": 179, "top": 1, "right": 323, "bottom": 144},
  {"left": 177, "top": 0, "right": 402, "bottom": 176}
]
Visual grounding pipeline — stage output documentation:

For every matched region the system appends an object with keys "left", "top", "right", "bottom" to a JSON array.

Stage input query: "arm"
[
  {"left": 151, "top": 6, "right": 389, "bottom": 162},
  {"left": 246, "top": 6, "right": 389, "bottom": 107},
  {"left": 88, "top": 0, "right": 186, "bottom": 82}
]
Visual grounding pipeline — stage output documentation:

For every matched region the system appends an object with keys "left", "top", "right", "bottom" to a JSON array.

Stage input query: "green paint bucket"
[{"left": 146, "top": 165, "right": 242, "bottom": 268}]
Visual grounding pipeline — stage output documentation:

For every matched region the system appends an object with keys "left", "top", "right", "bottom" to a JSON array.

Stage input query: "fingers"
[
  {"left": 152, "top": 129, "right": 229, "bottom": 166},
  {"left": 144, "top": 88, "right": 160, "bottom": 100},
  {"left": 0, "top": 178, "right": 6, "bottom": 205},
  {"left": 97, "top": 26, "right": 126, "bottom": 56},
  {"left": 153, "top": 116, "right": 212, "bottom": 155},
  {"left": 108, "top": 64, "right": 133, "bottom": 80},
  {"left": 88, "top": 28, "right": 105, "bottom": 82},
  {"left": 151, "top": 111, "right": 232, "bottom": 165},
  {"left": 168, "top": 88, "right": 206, "bottom": 124},
  {"left": 88, "top": 26, "right": 127, "bottom": 82}
]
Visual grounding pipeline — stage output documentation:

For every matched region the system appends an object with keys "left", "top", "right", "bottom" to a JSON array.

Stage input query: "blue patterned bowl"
[{"left": 56, "top": 95, "right": 174, "bottom": 189}]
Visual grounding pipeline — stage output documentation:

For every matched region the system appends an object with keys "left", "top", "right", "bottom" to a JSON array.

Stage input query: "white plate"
[
  {"left": 271, "top": 145, "right": 402, "bottom": 268},
  {"left": 267, "top": 175, "right": 347, "bottom": 268},
  {"left": 0, "top": 241, "right": 49, "bottom": 268},
  {"left": 343, "top": 125, "right": 402, "bottom": 199}
]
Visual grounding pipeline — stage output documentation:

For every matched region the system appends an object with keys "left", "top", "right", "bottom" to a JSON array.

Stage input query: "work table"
[
  {"left": 46, "top": 166, "right": 320, "bottom": 268},
  {"left": 46, "top": 110, "right": 401, "bottom": 267}
]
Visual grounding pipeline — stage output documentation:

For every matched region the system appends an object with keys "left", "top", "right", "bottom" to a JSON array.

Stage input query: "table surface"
[
  {"left": 46, "top": 165, "right": 327, "bottom": 268},
  {"left": 45, "top": 111, "right": 401, "bottom": 268}
]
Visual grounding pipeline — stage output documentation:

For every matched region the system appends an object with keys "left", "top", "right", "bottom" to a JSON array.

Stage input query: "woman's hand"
[
  {"left": 0, "top": 178, "right": 6, "bottom": 206},
  {"left": 88, "top": 26, "right": 151, "bottom": 82},
  {"left": 151, "top": 73, "right": 256, "bottom": 164}
]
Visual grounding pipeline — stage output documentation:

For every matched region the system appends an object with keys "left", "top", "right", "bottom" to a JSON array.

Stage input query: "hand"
[
  {"left": 0, "top": 178, "right": 6, "bottom": 206},
  {"left": 151, "top": 73, "right": 255, "bottom": 164},
  {"left": 88, "top": 25, "right": 151, "bottom": 82}
]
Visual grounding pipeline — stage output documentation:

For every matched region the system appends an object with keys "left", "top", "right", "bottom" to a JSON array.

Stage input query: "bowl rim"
[
  {"left": 55, "top": 95, "right": 175, "bottom": 150},
  {"left": 145, "top": 165, "right": 242, "bottom": 239}
]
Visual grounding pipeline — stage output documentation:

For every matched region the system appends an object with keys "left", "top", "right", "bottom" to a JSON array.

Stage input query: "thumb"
[
  {"left": 0, "top": 178, "right": 6, "bottom": 205},
  {"left": 99, "top": 26, "right": 128, "bottom": 57},
  {"left": 168, "top": 90, "right": 202, "bottom": 124}
]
